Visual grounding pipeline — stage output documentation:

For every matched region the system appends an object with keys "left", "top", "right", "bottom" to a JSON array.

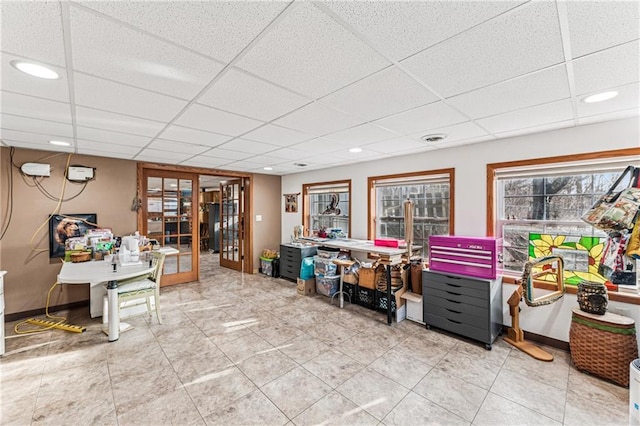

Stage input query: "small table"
[
  {"left": 569, "top": 307, "right": 638, "bottom": 386},
  {"left": 58, "top": 261, "right": 154, "bottom": 342}
]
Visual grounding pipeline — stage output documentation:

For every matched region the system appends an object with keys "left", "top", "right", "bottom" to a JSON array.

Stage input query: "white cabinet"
[
  {"left": 401, "top": 291, "right": 424, "bottom": 324},
  {"left": 1, "top": 271, "right": 6, "bottom": 356}
]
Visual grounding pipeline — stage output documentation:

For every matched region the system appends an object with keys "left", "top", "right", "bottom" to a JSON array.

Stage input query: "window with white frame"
[
  {"left": 370, "top": 171, "right": 453, "bottom": 255},
  {"left": 495, "top": 156, "right": 640, "bottom": 285},
  {"left": 303, "top": 181, "right": 350, "bottom": 237}
]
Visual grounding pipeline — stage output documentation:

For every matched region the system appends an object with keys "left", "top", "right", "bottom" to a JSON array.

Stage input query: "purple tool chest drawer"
[{"left": 428, "top": 235, "right": 503, "bottom": 279}]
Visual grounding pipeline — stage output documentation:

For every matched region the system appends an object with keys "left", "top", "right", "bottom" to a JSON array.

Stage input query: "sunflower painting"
[{"left": 528, "top": 233, "right": 606, "bottom": 286}]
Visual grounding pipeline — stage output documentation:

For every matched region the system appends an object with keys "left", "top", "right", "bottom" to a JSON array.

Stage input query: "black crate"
[
  {"left": 343, "top": 282, "right": 356, "bottom": 301},
  {"left": 356, "top": 286, "right": 376, "bottom": 309},
  {"left": 376, "top": 290, "right": 397, "bottom": 313}
]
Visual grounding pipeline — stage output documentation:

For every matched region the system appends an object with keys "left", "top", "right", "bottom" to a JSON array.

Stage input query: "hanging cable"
[{"left": 33, "top": 177, "right": 88, "bottom": 202}]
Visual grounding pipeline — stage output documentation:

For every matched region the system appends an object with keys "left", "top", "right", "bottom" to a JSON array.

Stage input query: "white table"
[{"left": 58, "top": 260, "right": 153, "bottom": 342}]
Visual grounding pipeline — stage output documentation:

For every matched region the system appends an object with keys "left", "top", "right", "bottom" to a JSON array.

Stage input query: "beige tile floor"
[{"left": 1, "top": 255, "right": 631, "bottom": 425}]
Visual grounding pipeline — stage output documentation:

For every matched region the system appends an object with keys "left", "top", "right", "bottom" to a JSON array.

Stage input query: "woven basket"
[
  {"left": 569, "top": 309, "right": 638, "bottom": 387},
  {"left": 577, "top": 281, "right": 608, "bottom": 315},
  {"left": 377, "top": 264, "right": 403, "bottom": 291}
]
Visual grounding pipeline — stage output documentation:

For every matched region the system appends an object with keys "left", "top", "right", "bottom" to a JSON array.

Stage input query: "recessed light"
[
  {"left": 581, "top": 91, "right": 618, "bottom": 103},
  {"left": 420, "top": 133, "right": 447, "bottom": 143},
  {"left": 349, "top": 147, "right": 362, "bottom": 153},
  {"left": 263, "top": 167, "right": 273, "bottom": 171},
  {"left": 170, "top": 184, "right": 177, "bottom": 187},
  {"left": 49, "top": 140, "right": 70, "bottom": 146},
  {"left": 11, "top": 60, "right": 59, "bottom": 80}
]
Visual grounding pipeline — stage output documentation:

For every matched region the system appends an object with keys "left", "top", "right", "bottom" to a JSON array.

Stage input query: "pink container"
[{"left": 428, "top": 235, "right": 503, "bottom": 279}]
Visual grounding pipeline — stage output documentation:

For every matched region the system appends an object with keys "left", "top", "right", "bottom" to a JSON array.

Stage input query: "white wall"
[{"left": 282, "top": 117, "right": 640, "bottom": 344}]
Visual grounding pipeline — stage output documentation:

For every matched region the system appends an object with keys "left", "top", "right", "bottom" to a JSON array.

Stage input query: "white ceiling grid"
[{"left": 0, "top": 0, "right": 638, "bottom": 176}]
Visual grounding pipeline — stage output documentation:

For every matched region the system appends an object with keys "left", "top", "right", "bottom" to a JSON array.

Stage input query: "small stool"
[
  {"left": 569, "top": 307, "right": 638, "bottom": 386},
  {"left": 331, "top": 259, "right": 354, "bottom": 308}
]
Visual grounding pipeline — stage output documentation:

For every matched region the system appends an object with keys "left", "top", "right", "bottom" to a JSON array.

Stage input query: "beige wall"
[
  {"left": 251, "top": 174, "right": 282, "bottom": 272},
  {"left": 0, "top": 147, "right": 137, "bottom": 316},
  {"left": 0, "top": 147, "right": 284, "bottom": 316}
]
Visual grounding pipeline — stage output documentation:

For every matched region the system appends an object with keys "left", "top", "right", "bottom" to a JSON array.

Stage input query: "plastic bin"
[
  {"left": 314, "top": 256, "right": 338, "bottom": 276},
  {"left": 316, "top": 274, "right": 340, "bottom": 297},
  {"left": 260, "top": 257, "right": 274, "bottom": 277}
]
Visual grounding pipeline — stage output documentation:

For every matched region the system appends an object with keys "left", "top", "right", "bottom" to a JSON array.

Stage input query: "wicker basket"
[
  {"left": 70, "top": 251, "right": 92, "bottom": 263},
  {"left": 569, "top": 308, "right": 638, "bottom": 387},
  {"left": 377, "top": 264, "right": 403, "bottom": 291}
]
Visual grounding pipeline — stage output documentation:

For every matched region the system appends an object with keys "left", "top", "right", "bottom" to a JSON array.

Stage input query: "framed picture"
[
  {"left": 49, "top": 213, "right": 98, "bottom": 258},
  {"left": 284, "top": 193, "right": 299, "bottom": 213}
]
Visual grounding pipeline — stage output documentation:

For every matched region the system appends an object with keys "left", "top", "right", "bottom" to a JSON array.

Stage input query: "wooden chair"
[{"left": 106, "top": 251, "right": 166, "bottom": 324}]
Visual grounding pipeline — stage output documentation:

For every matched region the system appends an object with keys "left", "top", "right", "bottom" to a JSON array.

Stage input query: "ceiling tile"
[
  {"left": 76, "top": 126, "right": 151, "bottom": 147},
  {"left": 73, "top": 73, "right": 188, "bottom": 122},
  {"left": 447, "top": 65, "right": 571, "bottom": 119},
  {"left": 1, "top": 91, "right": 71, "bottom": 124},
  {"left": 199, "top": 148, "right": 253, "bottom": 161},
  {"left": 320, "top": 67, "right": 439, "bottom": 121},
  {"left": 262, "top": 147, "right": 307, "bottom": 161},
  {"left": 372, "top": 101, "right": 467, "bottom": 135},
  {"left": 431, "top": 134, "right": 496, "bottom": 149},
  {"left": 577, "top": 83, "right": 640, "bottom": 118},
  {"left": 69, "top": 5, "right": 223, "bottom": 100},
  {"left": 181, "top": 157, "right": 231, "bottom": 169},
  {"left": 323, "top": 0, "right": 525, "bottom": 61},
  {"left": 174, "top": 103, "right": 263, "bottom": 136},
  {"left": 494, "top": 120, "right": 575, "bottom": 139},
  {"left": 255, "top": 155, "right": 295, "bottom": 167},
  {"left": 0, "top": 128, "right": 72, "bottom": 146},
  {"left": 77, "top": 149, "right": 133, "bottom": 160},
  {"left": 157, "top": 125, "right": 232, "bottom": 147},
  {"left": 408, "top": 121, "right": 488, "bottom": 144},
  {"left": 572, "top": 40, "right": 640, "bottom": 95},
  {"left": 476, "top": 99, "right": 574, "bottom": 134},
  {"left": 149, "top": 139, "right": 211, "bottom": 155},
  {"left": 577, "top": 109, "right": 640, "bottom": 126},
  {"left": 136, "top": 149, "right": 194, "bottom": 162},
  {"left": 1, "top": 54, "right": 69, "bottom": 102},
  {"left": 79, "top": 1, "right": 288, "bottom": 63},
  {"left": 361, "top": 136, "right": 432, "bottom": 154},
  {"left": 401, "top": 2, "right": 564, "bottom": 97},
  {"left": 75, "top": 106, "right": 166, "bottom": 137},
  {"left": 273, "top": 102, "right": 363, "bottom": 136},
  {"left": 77, "top": 139, "right": 141, "bottom": 155},
  {"left": 323, "top": 123, "right": 398, "bottom": 146},
  {"left": 290, "top": 137, "right": 349, "bottom": 153},
  {"left": 0, "top": 1, "right": 66, "bottom": 66},
  {"left": 1, "top": 138, "right": 73, "bottom": 153},
  {"left": 217, "top": 138, "right": 279, "bottom": 155},
  {"left": 1, "top": 114, "right": 73, "bottom": 138},
  {"left": 198, "top": 68, "right": 311, "bottom": 121},
  {"left": 242, "top": 124, "right": 313, "bottom": 146},
  {"left": 236, "top": 2, "right": 390, "bottom": 98},
  {"left": 220, "top": 160, "right": 264, "bottom": 172},
  {"left": 566, "top": 1, "right": 640, "bottom": 58}
]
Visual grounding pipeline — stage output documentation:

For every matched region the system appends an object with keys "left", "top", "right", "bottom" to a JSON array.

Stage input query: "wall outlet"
[{"left": 256, "top": 215, "right": 262, "bottom": 222}]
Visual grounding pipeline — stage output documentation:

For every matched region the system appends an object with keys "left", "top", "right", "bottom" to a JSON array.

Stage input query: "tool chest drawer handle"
[
  {"left": 445, "top": 291, "right": 461, "bottom": 296},
  {"left": 446, "top": 318, "right": 462, "bottom": 324},
  {"left": 446, "top": 308, "right": 462, "bottom": 314}
]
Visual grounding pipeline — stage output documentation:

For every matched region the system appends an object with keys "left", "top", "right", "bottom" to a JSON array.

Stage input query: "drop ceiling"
[{"left": 1, "top": 1, "right": 638, "bottom": 176}]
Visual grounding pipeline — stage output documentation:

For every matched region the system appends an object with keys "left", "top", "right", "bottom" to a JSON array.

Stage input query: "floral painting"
[{"left": 528, "top": 233, "right": 606, "bottom": 285}]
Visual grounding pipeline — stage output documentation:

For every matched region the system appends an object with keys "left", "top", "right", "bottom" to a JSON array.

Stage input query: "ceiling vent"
[
  {"left": 294, "top": 162, "right": 307, "bottom": 167},
  {"left": 420, "top": 133, "right": 447, "bottom": 143}
]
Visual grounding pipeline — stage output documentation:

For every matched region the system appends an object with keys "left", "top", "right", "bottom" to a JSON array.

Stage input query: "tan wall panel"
[
  {"left": 251, "top": 174, "right": 281, "bottom": 272},
  {"left": 0, "top": 147, "right": 137, "bottom": 315}
]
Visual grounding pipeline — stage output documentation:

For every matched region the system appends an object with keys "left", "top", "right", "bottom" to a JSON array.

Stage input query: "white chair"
[{"left": 104, "top": 251, "right": 165, "bottom": 325}]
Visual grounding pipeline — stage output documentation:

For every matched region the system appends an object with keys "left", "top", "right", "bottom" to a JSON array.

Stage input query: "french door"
[
  {"left": 220, "top": 179, "right": 245, "bottom": 271},
  {"left": 142, "top": 169, "right": 198, "bottom": 285}
]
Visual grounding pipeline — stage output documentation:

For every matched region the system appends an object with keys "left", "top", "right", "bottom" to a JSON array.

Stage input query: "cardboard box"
[{"left": 297, "top": 277, "right": 315, "bottom": 296}]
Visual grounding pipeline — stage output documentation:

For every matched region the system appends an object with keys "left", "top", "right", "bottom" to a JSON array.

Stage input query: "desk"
[
  {"left": 298, "top": 238, "right": 417, "bottom": 325},
  {"left": 58, "top": 261, "right": 154, "bottom": 342}
]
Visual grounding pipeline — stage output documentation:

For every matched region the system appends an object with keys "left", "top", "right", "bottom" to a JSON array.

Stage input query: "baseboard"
[
  {"left": 502, "top": 325, "right": 570, "bottom": 352},
  {"left": 5, "top": 301, "right": 88, "bottom": 323}
]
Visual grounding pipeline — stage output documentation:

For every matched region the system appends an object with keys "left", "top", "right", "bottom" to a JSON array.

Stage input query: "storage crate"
[
  {"left": 317, "top": 246, "right": 340, "bottom": 258},
  {"left": 314, "top": 256, "right": 337, "bottom": 276},
  {"left": 260, "top": 256, "right": 274, "bottom": 277},
  {"left": 316, "top": 274, "right": 339, "bottom": 297}
]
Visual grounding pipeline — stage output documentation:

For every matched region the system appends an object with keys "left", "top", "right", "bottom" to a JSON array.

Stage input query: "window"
[
  {"left": 489, "top": 149, "right": 640, "bottom": 285},
  {"left": 368, "top": 169, "right": 454, "bottom": 255},
  {"left": 302, "top": 180, "right": 351, "bottom": 237}
]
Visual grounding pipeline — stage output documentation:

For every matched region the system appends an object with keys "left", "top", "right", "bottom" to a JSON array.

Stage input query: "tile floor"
[{"left": 1, "top": 255, "right": 631, "bottom": 425}]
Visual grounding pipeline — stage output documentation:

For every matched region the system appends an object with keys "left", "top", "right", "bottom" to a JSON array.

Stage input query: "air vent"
[
  {"left": 420, "top": 133, "right": 447, "bottom": 143},
  {"left": 294, "top": 162, "right": 307, "bottom": 167}
]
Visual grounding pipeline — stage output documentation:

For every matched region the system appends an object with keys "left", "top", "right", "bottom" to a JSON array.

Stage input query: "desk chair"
[
  {"left": 331, "top": 259, "right": 354, "bottom": 309},
  {"left": 104, "top": 251, "right": 166, "bottom": 325}
]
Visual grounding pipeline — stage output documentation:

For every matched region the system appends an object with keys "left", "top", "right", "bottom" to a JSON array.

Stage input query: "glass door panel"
[
  {"left": 220, "top": 179, "right": 243, "bottom": 271},
  {"left": 142, "top": 171, "right": 198, "bottom": 285}
]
